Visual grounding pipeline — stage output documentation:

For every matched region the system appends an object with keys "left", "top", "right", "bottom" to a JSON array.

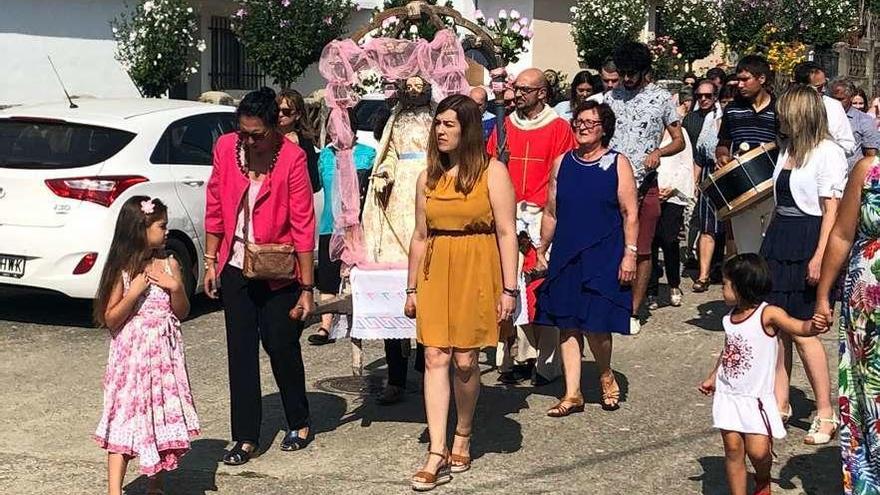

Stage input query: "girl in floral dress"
[
  {"left": 700, "top": 254, "right": 826, "bottom": 495},
  {"left": 817, "top": 157, "right": 880, "bottom": 494},
  {"left": 92, "top": 196, "right": 199, "bottom": 495}
]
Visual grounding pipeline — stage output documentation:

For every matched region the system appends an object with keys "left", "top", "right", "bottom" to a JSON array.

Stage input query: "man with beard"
[
  {"left": 487, "top": 68, "right": 575, "bottom": 385},
  {"left": 361, "top": 76, "right": 433, "bottom": 404},
  {"left": 605, "top": 41, "right": 685, "bottom": 334}
]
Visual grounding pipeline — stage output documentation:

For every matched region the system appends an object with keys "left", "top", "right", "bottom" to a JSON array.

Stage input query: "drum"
[{"left": 700, "top": 142, "right": 778, "bottom": 220}]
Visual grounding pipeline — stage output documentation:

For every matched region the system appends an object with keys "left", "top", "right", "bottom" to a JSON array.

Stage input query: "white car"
[{"left": 0, "top": 98, "right": 322, "bottom": 299}]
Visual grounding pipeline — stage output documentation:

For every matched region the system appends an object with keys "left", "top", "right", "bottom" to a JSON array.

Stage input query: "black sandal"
[
  {"left": 280, "top": 429, "right": 312, "bottom": 451},
  {"left": 307, "top": 328, "right": 335, "bottom": 346},
  {"left": 222, "top": 441, "right": 258, "bottom": 466},
  {"left": 692, "top": 279, "right": 710, "bottom": 293}
]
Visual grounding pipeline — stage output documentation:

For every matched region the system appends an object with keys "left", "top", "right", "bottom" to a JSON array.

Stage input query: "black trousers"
[
  {"left": 384, "top": 339, "right": 425, "bottom": 388},
  {"left": 649, "top": 202, "right": 685, "bottom": 295},
  {"left": 221, "top": 266, "right": 309, "bottom": 443}
]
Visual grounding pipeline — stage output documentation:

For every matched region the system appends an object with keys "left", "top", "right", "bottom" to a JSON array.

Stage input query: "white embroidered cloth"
[{"left": 350, "top": 268, "right": 416, "bottom": 340}]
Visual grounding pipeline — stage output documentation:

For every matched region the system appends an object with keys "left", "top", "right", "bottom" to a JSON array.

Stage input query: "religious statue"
[{"left": 362, "top": 76, "right": 434, "bottom": 264}]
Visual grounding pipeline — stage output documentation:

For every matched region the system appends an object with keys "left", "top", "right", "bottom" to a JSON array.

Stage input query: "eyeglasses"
[
  {"left": 695, "top": 93, "right": 715, "bottom": 99},
  {"left": 513, "top": 85, "right": 543, "bottom": 95},
  {"left": 572, "top": 119, "right": 602, "bottom": 130},
  {"left": 279, "top": 107, "right": 297, "bottom": 117},
  {"left": 239, "top": 129, "right": 271, "bottom": 142}
]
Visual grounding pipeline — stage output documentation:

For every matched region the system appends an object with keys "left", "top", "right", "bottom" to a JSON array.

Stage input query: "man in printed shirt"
[{"left": 605, "top": 41, "right": 685, "bottom": 334}]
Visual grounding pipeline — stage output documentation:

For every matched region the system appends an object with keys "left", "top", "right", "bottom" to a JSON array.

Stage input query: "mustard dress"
[{"left": 416, "top": 168, "right": 503, "bottom": 349}]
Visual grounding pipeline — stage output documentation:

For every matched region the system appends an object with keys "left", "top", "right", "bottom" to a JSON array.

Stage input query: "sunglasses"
[
  {"left": 239, "top": 129, "right": 271, "bottom": 142},
  {"left": 279, "top": 107, "right": 297, "bottom": 117},
  {"left": 513, "top": 85, "right": 543, "bottom": 95},
  {"left": 696, "top": 93, "right": 715, "bottom": 99}
]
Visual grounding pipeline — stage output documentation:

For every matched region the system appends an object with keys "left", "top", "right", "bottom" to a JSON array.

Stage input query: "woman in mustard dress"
[{"left": 404, "top": 95, "right": 518, "bottom": 491}]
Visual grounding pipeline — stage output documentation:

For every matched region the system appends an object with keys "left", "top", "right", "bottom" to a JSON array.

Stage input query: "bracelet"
[
  {"left": 405, "top": 287, "right": 417, "bottom": 295},
  {"left": 203, "top": 253, "right": 217, "bottom": 260},
  {"left": 300, "top": 284, "right": 315, "bottom": 291},
  {"left": 502, "top": 287, "right": 520, "bottom": 297}
]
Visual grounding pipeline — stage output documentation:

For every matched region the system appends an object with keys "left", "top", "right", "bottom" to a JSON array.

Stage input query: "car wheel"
[{"left": 165, "top": 238, "right": 196, "bottom": 298}]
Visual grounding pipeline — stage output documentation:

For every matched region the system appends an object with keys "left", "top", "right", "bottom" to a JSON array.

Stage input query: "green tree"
[
  {"left": 570, "top": 0, "right": 647, "bottom": 69},
  {"left": 111, "top": 0, "right": 204, "bottom": 98},
  {"left": 233, "top": 0, "right": 356, "bottom": 88},
  {"left": 658, "top": 0, "right": 722, "bottom": 64}
]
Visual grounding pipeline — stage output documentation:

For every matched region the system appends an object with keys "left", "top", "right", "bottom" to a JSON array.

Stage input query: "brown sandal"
[
  {"left": 601, "top": 373, "right": 621, "bottom": 411},
  {"left": 449, "top": 431, "right": 472, "bottom": 473},
  {"left": 410, "top": 451, "right": 452, "bottom": 491},
  {"left": 547, "top": 395, "right": 585, "bottom": 417}
]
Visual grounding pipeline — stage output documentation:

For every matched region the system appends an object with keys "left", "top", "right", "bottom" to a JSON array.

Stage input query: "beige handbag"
[{"left": 240, "top": 196, "right": 297, "bottom": 280}]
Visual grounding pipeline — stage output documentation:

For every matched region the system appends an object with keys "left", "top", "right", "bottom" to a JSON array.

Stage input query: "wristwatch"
[{"left": 625, "top": 244, "right": 638, "bottom": 254}]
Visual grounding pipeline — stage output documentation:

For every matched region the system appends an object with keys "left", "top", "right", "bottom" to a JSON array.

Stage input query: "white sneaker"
[
  {"left": 629, "top": 317, "right": 641, "bottom": 335},
  {"left": 670, "top": 288, "right": 683, "bottom": 307},
  {"left": 647, "top": 296, "right": 659, "bottom": 310}
]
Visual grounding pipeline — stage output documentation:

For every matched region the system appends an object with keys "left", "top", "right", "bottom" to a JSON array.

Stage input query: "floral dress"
[
  {"left": 841, "top": 160, "right": 880, "bottom": 494},
  {"left": 93, "top": 261, "right": 199, "bottom": 476}
]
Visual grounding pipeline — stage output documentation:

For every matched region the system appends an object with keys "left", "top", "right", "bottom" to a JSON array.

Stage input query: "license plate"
[{"left": 0, "top": 255, "right": 25, "bottom": 278}]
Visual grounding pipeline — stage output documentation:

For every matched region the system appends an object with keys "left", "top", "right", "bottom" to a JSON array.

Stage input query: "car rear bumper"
[{"left": 0, "top": 224, "right": 108, "bottom": 299}]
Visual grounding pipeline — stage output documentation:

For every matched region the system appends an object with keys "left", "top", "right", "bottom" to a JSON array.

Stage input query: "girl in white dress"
[{"left": 699, "top": 254, "right": 828, "bottom": 495}]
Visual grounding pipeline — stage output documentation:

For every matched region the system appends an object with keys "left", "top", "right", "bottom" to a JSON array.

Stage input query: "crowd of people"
[{"left": 88, "top": 36, "right": 880, "bottom": 495}]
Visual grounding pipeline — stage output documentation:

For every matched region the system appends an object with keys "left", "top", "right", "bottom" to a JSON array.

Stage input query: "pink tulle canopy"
[{"left": 319, "top": 29, "right": 469, "bottom": 267}]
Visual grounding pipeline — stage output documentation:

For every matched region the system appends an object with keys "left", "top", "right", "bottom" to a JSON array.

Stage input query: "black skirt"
[{"left": 759, "top": 214, "right": 821, "bottom": 320}]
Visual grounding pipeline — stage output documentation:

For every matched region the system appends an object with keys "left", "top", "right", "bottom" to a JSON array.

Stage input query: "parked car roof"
[{"left": 0, "top": 98, "right": 233, "bottom": 129}]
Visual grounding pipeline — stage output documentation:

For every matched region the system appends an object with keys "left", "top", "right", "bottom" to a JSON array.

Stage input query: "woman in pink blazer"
[{"left": 203, "top": 87, "right": 316, "bottom": 465}]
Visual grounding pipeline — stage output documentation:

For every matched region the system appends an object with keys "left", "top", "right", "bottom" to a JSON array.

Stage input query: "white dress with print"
[{"left": 712, "top": 302, "right": 786, "bottom": 438}]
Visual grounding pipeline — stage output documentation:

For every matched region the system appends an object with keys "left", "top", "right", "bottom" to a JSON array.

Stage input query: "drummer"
[{"left": 715, "top": 55, "right": 778, "bottom": 167}]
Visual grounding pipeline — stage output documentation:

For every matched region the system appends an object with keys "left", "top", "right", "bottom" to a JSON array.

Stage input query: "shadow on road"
[
  {"left": 0, "top": 289, "right": 221, "bottom": 328},
  {"left": 123, "top": 439, "right": 227, "bottom": 495},
  {"left": 777, "top": 445, "right": 841, "bottom": 493},
  {"left": 253, "top": 391, "right": 349, "bottom": 452},
  {"left": 685, "top": 300, "right": 729, "bottom": 332}
]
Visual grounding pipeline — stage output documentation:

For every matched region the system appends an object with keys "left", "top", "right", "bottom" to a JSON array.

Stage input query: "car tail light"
[
  {"left": 73, "top": 252, "right": 98, "bottom": 275},
  {"left": 45, "top": 176, "right": 148, "bottom": 207}
]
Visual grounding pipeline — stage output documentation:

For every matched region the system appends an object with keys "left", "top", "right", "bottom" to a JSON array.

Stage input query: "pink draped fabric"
[{"left": 318, "top": 29, "right": 469, "bottom": 268}]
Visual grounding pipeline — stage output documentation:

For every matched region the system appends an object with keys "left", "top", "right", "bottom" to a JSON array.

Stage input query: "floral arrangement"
[
  {"left": 766, "top": 40, "right": 807, "bottom": 76},
  {"left": 474, "top": 8, "right": 533, "bottom": 65},
  {"left": 371, "top": 0, "right": 455, "bottom": 41},
  {"left": 570, "top": 0, "right": 647, "bottom": 69},
  {"left": 353, "top": 68, "right": 383, "bottom": 96},
  {"left": 658, "top": 0, "right": 722, "bottom": 63},
  {"left": 111, "top": 0, "right": 204, "bottom": 97},
  {"left": 233, "top": 0, "right": 355, "bottom": 88},
  {"left": 648, "top": 36, "right": 685, "bottom": 80}
]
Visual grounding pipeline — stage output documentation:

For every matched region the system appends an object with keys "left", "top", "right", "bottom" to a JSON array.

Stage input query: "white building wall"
[{"left": 0, "top": 0, "right": 140, "bottom": 106}]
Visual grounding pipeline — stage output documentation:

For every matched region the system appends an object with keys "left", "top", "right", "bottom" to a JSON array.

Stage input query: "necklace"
[{"left": 236, "top": 135, "right": 282, "bottom": 178}]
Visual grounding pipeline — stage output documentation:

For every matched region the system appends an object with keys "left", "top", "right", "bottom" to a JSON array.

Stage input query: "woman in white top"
[
  {"left": 759, "top": 84, "right": 845, "bottom": 445},
  {"left": 647, "top": 131, "right": 694, "bottom": 308}
]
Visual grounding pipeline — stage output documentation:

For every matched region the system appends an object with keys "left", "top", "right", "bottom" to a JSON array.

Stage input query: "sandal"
[
  {"left": 280, "top": 428, "right": 312, "bottom": 451},
  {"left": 449, "top": 430, "right": 472, "bottom": 473},
  {"left": 804, "top": 414, "right": 839, "bottom": 445},
  {"left": 600, "top": 373, "right": 621, "bottom": 411},
  {"left": 410, "top": 451, "right": 452, "bottom": 491},
  {"left": 307, "top": 328, "right": 335, "bottom": 346},
  {"left": 222, "top": 441, "right": 259, "bottom": 466},
  {"left": 692, "top": 279, "right": 710, "bottom": 293},
  {"left": 547, "top": 395, "right": 585, "bottom": 417},
  {"left": 780, "top": 404, "right": 793, "bottom": 426}
]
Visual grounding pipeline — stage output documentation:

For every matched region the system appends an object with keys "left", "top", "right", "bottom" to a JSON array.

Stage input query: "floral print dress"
[
  {"left": 841, "top": 160, "right": 880, "bottom": 494},
  {"left": 93, "top": 261, "right": 199, "bottom": 476}
]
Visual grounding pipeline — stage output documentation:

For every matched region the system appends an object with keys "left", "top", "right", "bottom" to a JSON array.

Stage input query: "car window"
[
  {"left": 151, "top": 113, "right": 231, "bottom": 166},
  {"left": 0, "top": 119, "right": 135, "bottom": 169}
]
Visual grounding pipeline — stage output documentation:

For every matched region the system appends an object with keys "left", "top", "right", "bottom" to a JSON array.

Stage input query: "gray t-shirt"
[{"left": 606, "top": 83, "right": 680, "bottom": 186}]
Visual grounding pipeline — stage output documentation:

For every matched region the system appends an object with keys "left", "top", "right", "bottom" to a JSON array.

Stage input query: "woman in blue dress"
[{"left": 535, "top": 101, "right": 640, "bottom": 414}]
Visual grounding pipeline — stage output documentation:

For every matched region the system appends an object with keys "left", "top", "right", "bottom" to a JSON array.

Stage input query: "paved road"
[{"left": 0, "top": 285, "right": 841, "bottom": 494}]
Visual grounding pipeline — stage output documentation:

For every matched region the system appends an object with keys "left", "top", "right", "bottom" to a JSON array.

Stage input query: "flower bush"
[
  {"left": 658, "top": 0, "right": 722, "bottom": 63},
  {"left": 648, "top": 35, "right": 685, "bottom": 80},
  {"left": 783, "top": 0, "right": 857, "bottom": 47},
  {"left": 570, "top": 0, "right": 647, "bottom": 69},
  {"left": 719, "top": 0, "right": 781, "bottom": 54},
  {"left": 233, "top": 0, "right": 355, "bottom": 88},
  {"left": 111, "top": 0, "right": 204, "bottom": 97},
  {"left": 474, "top": 8, "right": 533, "bottom": 65},
  {"left": 766, "top": 40, "right": 807, "bottom": 76}
]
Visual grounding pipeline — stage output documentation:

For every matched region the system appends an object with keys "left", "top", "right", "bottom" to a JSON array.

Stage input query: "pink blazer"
[{"left": 205, "top": 132, "right": 316, "bottom": 288}]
